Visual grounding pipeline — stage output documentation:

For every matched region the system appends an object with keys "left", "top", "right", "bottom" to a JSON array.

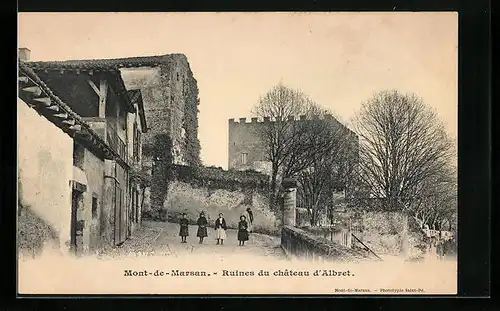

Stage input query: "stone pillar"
[{"left": 282, "top": 178, "right": 297, "bottom": 227}]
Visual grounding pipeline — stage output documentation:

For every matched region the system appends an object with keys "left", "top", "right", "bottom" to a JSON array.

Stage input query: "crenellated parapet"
[
  {"left": 228, "top": 113, "right": 359, "bottom": 171},
  {"left": 228, "top": 113, "right": 338, "bottom": 125}
]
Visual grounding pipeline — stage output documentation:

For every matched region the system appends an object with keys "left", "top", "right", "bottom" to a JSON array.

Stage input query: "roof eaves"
[
  {"left": 24, "top": 62, "right": 135, "bottom": 113},
  {"left": 18, "top": 62, "right": 126, "bottom": 165},
  {"left": 25, "top": 54, "right": 174, "bottom": 71}
]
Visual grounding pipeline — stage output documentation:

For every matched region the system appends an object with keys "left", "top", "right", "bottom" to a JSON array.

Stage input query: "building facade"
[
  {"left": 24, "top": 53, "right": 201, "bottom": 214},
  {"left": 228, "top": 115, "right": 359, "bottom": 174},
  {"left": 228, "top": 115, "right": 360, "bottom": 215},
  {"left": 18, "top": 49, "right": 149, "bottom": 255}
]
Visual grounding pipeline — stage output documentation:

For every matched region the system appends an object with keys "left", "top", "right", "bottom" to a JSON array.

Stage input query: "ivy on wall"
[
  {"left": 146, "top": 134, "right": 174, "bottom": 211},
  {"left": 155, "top": 56, "right": 201, "bottom": 167},
  {"left": 171, "top": 165, "right": 269, "bottom": 192},
  {"left": 145, "top": 155, "right": 270, "bottom": 215},
  {"left": 181, "top": 65, "right": 201, "bottom": 167}
]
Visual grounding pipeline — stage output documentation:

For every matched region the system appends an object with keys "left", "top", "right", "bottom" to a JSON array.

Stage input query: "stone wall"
[
  {"left": 281, "top": 226, "right": 370, "bottom": 262},
  {"left": 17, "top": 99, "right": 74, "bottom": 255},
  {"left": 165, "top": 181, "right": 280, "bottom": 235},
  {"left": 338, "top": 210, "right": 425, "bottom": 258},
  {"left": 157, "top": 165, "right": 281, "bottom": 235},
  {"left": 80, "top": 149, "right": 105, "bottom": 252},
  {"left": 350, "top": 211, "right": 407, "bottom": 255}
]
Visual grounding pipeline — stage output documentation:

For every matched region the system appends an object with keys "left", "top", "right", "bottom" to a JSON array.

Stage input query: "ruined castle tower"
[
  {"left": 228, "top": 117, "right": 270, "bottom": 173},
  {"left": 119, "top": 54, "right": 201, "bottom": 167}
]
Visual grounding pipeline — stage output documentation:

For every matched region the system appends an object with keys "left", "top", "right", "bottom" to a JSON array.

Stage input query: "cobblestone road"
[{"left": 97, "top": 220, "right": 286, "bottom": 260}]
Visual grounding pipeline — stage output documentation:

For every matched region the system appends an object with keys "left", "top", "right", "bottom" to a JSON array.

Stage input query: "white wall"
[{"left": 17, "top": 99, "right": 74, "bottom": 254}]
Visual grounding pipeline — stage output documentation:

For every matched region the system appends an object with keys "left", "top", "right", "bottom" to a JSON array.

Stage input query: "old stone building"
[
  {"left": 18, "top": 48, "right": 149, "bottom": 255},
  {"left": 27, "top": 54, "right": 200, "bottom": 167},
  {"left": 116, "top": 54, "right": 201, "bottom": 168},
  {"left": 25, "top": 53, "right": 201, "bottom": 215},
  {"left": 228, "top": 117, "right": 270, "bottom": 173},
  {"left": 228, "top": 115, "right": 358, "bottom": 174}
]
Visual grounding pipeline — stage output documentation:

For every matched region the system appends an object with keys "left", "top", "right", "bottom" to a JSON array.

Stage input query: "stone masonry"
[{"left": 120, "top": 54, "right": 201, "bottom": 167}]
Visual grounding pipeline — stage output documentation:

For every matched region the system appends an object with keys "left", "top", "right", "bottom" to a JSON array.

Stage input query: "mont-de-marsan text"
[{"left": 124, "top": 270, "right": 210, "bottom": 277}]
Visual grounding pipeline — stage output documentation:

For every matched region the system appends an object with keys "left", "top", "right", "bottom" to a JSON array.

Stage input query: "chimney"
[
  {"left": 251, "top": 117, "right": 258, "bottom": 123},
  {"left": 263, "top": 117, "right": 270, "bottom": 122},
  {"left": 19, "top": 48, "right": 31, "bottom": 62},
  {"left": 287, "top": 116, "right": 295, "bottom": 121},
  {"left": 299, "top": 115, "right": 307, "bottom": 120},
  {"left": 239, "top": 117, "right": 247, "bottom": 123}
]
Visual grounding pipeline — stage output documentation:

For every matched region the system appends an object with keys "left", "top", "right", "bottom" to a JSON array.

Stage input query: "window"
[
  {"left": 241, "top": 153, "right": 248, "bottom": 165},
  {"left": 133, "top": 122, "right": 139, "bottom": 162},
  {"left": 73, "top": 142, "right": 85, "bottom": 169},
  {"left": 176, "top": 72, "right": 180, "bottom": 81},
  {"left": 92, "top": 196, "right": 98, "bottom": 219},
  {"left": 119, "top": 106, "right": 127, "bottom": 130}
]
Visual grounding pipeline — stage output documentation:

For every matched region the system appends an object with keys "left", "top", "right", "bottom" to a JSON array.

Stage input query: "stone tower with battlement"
[
  {"left": 228, "top": 114, "right": 358, "bottom": 176},
  {"left": 228, "top": 117, "right": 269, "bottom": 173}
]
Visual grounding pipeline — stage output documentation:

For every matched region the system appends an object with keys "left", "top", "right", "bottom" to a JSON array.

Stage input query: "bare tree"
[
  {"left": 295, "top": 116, "right": 356, "bottom": 226},
  {"left": 352, "top": 90, "right": 455, "bottom": 213},
  {"left": 252, "top": 83, "right": 312, "bottom": 209},
  {"left": 253, "top": 83, "right": 360, "bottom": 224},
  {"left": 410, "top": 164, "right": 457, "bottom": 230}
]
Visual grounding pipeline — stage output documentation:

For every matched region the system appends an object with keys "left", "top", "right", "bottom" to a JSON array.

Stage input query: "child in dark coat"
[
  {"left": 179, "top": 213, "right": 189, "bottom": 243},
  {"left": 196, "top": 211, "right": 208, "bottom": 244},
  {"left": 237, "top": 215, "right": 249, "bottom": 246}
]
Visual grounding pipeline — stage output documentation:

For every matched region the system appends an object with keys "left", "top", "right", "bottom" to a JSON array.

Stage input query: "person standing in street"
[
  {"left": 179, "top": 213, "right": 189, "bottom": 243},
  {"left": 237, "top": 215, "right": 249, "bottom": 246},
  {"left": 245, "top": 207, "right": 254, "bottom": 233},
  {"left": 214, "top": 213, "right": 227, "bottom": 245},
  {"left": 196, "top": 211, "right": 208, "bottom": 244}
]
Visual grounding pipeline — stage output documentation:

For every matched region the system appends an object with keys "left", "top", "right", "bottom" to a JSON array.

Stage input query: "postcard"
[{"left": 17, "top": 12, "right": 458, "bottom": 295}]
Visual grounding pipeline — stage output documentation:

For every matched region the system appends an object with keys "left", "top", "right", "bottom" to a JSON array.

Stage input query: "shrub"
[{"left": 18, "top": 204, "right": 59, "bottom": 258}]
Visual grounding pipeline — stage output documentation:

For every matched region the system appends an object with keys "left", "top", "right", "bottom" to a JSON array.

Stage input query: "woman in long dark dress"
[
  {"left": 245, "top": 208, "right": 254, "bottom": 233},
  {"left": 196, "top": 211, "right": 208, "bottom": 244},
  {"left": 179, "top": 213, "right": 189, "bottom": 243},
  {"left": 237, "top": 215, "right": 249, "bottom": 246}
]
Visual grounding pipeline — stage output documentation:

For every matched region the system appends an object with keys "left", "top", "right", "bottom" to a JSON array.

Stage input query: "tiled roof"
[
  {"left": 18, "top": 62, "right": 125, "bottom": 165},
  {"left": 26, "top": 54, "right": 186, "bottom": 71},
  {"left": 19, "top": 63, "right": 89, "bottom": 127},
  {"left": 22, "top": 60, "right": 138, "bottom": 113}
]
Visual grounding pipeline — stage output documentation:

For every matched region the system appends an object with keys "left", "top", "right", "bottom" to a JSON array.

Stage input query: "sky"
[{"left": 18, "top": 12, "right": 458, "bottom": 169}]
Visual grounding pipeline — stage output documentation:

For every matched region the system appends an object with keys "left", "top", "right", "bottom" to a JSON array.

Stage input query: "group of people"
[{"left": 178, "top": 208, "right": 254, "bottom": 246}]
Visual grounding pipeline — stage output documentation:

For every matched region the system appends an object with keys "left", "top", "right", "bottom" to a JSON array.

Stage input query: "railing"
[
  {"left": 423, "top": 228, "right": 454, "bottom": 240},
  {"left": 106, "top": 122, "right": 127, "bottom": 162}
]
